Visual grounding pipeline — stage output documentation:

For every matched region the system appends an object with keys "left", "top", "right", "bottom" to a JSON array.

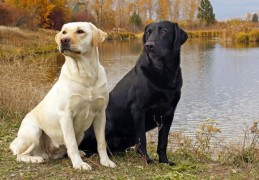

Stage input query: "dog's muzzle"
[
  {"left": 144, "top": 42, "right": 155, "bottom": 53},
  {"left": 61, "top": 38, "right": 71, "bottom": 53}
]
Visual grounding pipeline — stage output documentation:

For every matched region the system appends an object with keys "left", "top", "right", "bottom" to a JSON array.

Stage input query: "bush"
[
  {"left": 235, "top": 32, "right": 249, "bottom": 42},
  {"left": 248, "top": 29, "right": 259, "bottom": 42},
  {"left": 0, "top": 3, "right": 14, "bottom": 25}
]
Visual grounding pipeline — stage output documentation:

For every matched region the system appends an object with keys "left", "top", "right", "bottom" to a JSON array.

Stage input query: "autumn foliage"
[
  {"left": 0, "top": 0, "right": 203, "bottom": 31},
  {"left": 1, "top": 0, "right": 258, "bottom": 33}
]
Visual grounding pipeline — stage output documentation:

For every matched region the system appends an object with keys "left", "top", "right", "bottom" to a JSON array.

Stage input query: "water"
[
  {"left": 2, "top": 38, "right": 259, "bottom": 142},
  {"left": 99, "top": 39, "right": 259, "bottom": 141}
]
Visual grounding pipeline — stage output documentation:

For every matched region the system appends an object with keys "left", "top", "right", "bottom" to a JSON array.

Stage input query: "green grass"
[{"left": 0, "top": 111, "right": 258, "bottom": 179}]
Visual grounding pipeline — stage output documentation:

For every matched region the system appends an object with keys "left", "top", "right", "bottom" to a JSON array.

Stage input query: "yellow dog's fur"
[{"left": 10, "top": 22, "right": 116, "bottom": 170}]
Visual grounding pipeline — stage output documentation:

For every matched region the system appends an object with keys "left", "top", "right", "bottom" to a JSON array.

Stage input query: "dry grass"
[
  {"left": 0, "top": 56, "right": 59, "bottom": 112},
  {"left": 0, "top": 25, "right": 57, "bottom": 59},
  {"left": 185, "top": 21, "right": 259, "bottom": 43},
  {"left": 0, "top": 25, "right": 60, "bottom": 112}
]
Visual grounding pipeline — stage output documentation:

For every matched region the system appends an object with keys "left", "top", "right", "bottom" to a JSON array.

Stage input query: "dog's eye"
[
  {"left": 145, "top": 31, "right": 151, "bottom": 37},
  {"left": 77, "top": 30, "right": 85, "bottom": 34},
  {"left": 62, "top": 31, "right": 67, "bottom": 34},
  {"left": 160, "top": 29, "right": 167, "bottom": 35}
]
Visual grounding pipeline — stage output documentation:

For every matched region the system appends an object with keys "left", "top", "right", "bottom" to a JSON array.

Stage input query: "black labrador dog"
[{"left": 79, "top": 21, "right": 188, "bottom": 165}]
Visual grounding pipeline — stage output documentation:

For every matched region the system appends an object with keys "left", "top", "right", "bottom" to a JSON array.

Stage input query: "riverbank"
[
  {"left": 107, "top": 22, "right": 259, "bottom": 43},
  {"left": 109, "top": 28, "right": 259, "bottom": 43},
  {"left": 0, "top": 25, "right": 258, "bottom": 179}
]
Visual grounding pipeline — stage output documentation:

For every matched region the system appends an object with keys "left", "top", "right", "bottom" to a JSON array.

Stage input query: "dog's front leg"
[
  {"left": 157, "top": 112, "right": 175, "bottom": 165},
  {"left": 132, "top": 108, "right": 153, "bottom": 164},
  {"left": 93, "top": 110, "right": 116, "bottom": 168},
  {"left": 59, "top": 110, "right": 92, "bottom": 170}
]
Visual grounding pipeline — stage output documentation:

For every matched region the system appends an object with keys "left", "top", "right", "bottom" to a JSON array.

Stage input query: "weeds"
[
  {"left": 194, "top": 119, "right": 221, "bottom": 159},
  {"left": 217, "top": 120, "right": 259, "bottom": 168}
]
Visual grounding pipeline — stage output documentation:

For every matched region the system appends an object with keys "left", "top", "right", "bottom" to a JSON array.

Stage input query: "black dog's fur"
[{"left": 79, "top": 21, "right": 188, "bottom": 164}]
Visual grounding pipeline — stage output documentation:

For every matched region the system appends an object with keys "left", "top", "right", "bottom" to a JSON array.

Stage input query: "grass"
[
  {"left": 0, "top": 111, "right": 258, "bottom": 179},
  {"left": 0, "top": 25, "right": 60, "bottom": 112},
  {"left": 0, "top": 26, "right": 57, "bottom": 59},
  {"left": 0, "top": 25, "right": 258, "bottom": 179}
]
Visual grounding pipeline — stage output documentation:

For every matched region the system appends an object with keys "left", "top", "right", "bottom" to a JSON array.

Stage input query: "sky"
[{"left": 210, "top": 0, "right": 259, "bottom": 20}]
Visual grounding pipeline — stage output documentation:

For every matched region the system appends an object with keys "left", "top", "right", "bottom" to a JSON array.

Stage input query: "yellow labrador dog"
[{"left": 10, "top": 22, "right": 116, "bottom": 170}]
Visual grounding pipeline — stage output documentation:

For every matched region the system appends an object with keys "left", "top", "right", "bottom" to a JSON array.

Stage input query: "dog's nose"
[
  {"left": 61, "top": 37, "right": 70, "bottom": 44},
  {"left": 145, "top": 42, "right": 155, "bottom": 51}
]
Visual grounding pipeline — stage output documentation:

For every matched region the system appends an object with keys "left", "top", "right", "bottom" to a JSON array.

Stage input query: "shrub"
[
  {"left": 235, "top": 32, "right": 249, "bottom": 42},
  {"left": 248, "top": 29, "right": 259, "bottom": 42},
  {"left": 0, "top": 3, "right": 13, "bottom": 25}
]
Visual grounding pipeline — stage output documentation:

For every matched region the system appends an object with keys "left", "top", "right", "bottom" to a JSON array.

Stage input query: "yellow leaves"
[
  {"left": 156, "top": 0, "right": 170, "bottom": 20},
  {"left": 5, "top": 0, "right": 67, "bottom": 29}
]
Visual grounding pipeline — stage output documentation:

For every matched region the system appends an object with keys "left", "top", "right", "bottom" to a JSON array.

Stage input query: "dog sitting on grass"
[{"left": 10, "top": 22, "right": 116, "bottom": 170}]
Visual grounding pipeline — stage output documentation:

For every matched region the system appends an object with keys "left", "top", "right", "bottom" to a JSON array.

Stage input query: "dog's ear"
[
  {"left": 89, "top": 23, "right": 107, "bottom": 47},
  {"left": 173, "top": 23, "right": 188, "bottom": 51},
  {"left": 55, "top": 31, "right": 62, "bottom": 49}
]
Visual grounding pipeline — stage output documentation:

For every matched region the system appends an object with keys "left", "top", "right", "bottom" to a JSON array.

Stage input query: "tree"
[
  {"left": 252, "top": 13, "right": 258, "bottom": 22},
  {"left": 157, "top": 0, "right": 170, "bottom": 20},
  {"left": 169, "top": 0, "right": 181, "bottom": 21},
  {"left": 130, "top": 11, "right": 142, "bottom": 32},
  {"left": 145, "top": 0, "right": 154, "bottom": 20},
  {"left": 115, "top": 0, "right": 128, "bottom": 28},
  {"left": 91, "top": 0, "right": 114, "bottom": 29},
  {"left": 197, "top": 0, "right": 215, "bottom": 26},
  {"left": 5, "top": 0, "right": 71, "bottom": 29},
  {"left": 188, "top": 0, "right": 200, "bottom": 23}
]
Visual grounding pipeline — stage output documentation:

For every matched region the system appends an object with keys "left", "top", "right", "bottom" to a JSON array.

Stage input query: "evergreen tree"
[
  {"left": 197, "top": 0, "right": 216, "bottom": 26},
  {"left": 130, "top": 11, "right": 142, "bottom": 32},
  {"left": 252, "top": 13, "right": 258, "bottom": 22}
]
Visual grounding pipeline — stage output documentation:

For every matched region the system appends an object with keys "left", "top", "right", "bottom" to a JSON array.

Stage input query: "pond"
[
  {"left": 99, "top": 39, "right": 259, "bottom": 142},
  {"left": 1, "top": 38, "right": 259, "bottom": 142}
]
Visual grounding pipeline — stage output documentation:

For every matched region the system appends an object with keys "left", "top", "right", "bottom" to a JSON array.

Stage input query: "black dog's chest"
[{"left": 143, "top": 87, "right": 180, "bottom": 130}]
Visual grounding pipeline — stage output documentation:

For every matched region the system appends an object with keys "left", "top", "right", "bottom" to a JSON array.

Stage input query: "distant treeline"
[
  {"left": 0, "top": 0, "right": 204, "bottom": 31},
  {"left": 0, "top": 0, "right": 248, "bottom": 31},
  {"left": 1, "top": 0, "right": 259, "bottom": 43}
]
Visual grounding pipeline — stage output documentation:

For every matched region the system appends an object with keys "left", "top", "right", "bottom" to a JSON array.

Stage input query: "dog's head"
[
  {"left": 142, "top": 21, "right": 188, "bottom": 59},
  {"left": 55, "top": 22, "right": 107, "bottom": 57}
]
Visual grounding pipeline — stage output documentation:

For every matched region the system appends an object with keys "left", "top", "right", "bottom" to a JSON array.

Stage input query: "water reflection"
[
  {"left": 177, "top": 39, "right": 259, "bottom": 140},
  {"left": 99, "top": 40, "right": 142, "bottom": 90}
]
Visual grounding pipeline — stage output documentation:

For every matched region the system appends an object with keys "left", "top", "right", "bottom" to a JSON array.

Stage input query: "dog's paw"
[
  {"left": 100, "top": 159, "right": 116, "bottom": 168},
  {"left": 17, "top": 155, "right": 44, "bottom": 163},
  {"left": 147, "top": 158, "right": 154, "bottom": 164},
  {"left": 158, "top": 160, "right": 176, "bottom": 166},
  {"left": 73, "top": 162, "right": 92, "bottom": 170}
]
